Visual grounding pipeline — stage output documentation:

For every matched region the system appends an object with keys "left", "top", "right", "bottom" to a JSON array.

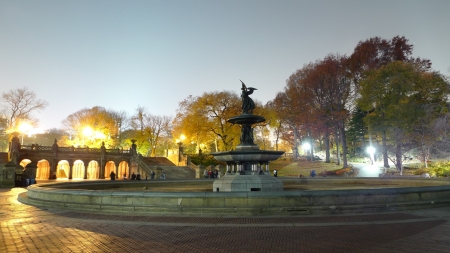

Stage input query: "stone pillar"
[
  {"left": 68, "top": 160, "right": 73, "bottom": 180},
  {"left": 83, "top": 161, "right": 88, "bottom": 179},
  {"left": 51, "top": 139, "right": 58, "bottom": 179},
  {"left": 50, "top": 160, "right": 58, "bottom": 179},
  {"left": 100, "top": 141, "right": 106, "bottom": 179}
]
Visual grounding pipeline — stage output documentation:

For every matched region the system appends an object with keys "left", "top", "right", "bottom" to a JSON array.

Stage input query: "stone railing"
[{"left": 20, "top": 145, "right": 131, "bottom": 154}]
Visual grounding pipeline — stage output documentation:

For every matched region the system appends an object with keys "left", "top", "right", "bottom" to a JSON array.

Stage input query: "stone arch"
[
  {"left": 57, "top": 160, "right": 70, "bottom": 179},
  {"left": 36, "top": 160, "right": 51, "bottom": 180},
  {"left": 20, "top": 159, "right": 31, "bottom": 169},
  {"left": 104, "top": 161, "right": 116, "bottom": 179},
  {"left": 117, "top": 161, "right": 129, "bottom": 179},
  {"left": 86, "top": 160, "right": 100, "bottom": 179},
  {"left": 72, "top": 160, "right": 85, "bottom": 179}
]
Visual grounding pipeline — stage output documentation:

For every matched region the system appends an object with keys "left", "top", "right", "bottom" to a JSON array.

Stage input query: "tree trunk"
[
  {"left": 335, "top": 129, "right": 340, "bottom": 166},
  {"left": 309, "top": 129, "right": 314, "bottom": 162},
  {"left": 382, "top": 130, "right": 389, "bottom": 168},
  {"left": 324, "top": 132, "right": 330, "bottom": 163},
  {"left": 396, "top": 143, "right": 403, "bottom": 175},
  {"left": 340, "top": 120, "right": 349, "bottom": 168}
]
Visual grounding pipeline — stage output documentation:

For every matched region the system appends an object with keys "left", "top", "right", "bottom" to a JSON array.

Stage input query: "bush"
[
  {"left": 413, "top": 168, "right": 430, "bottom": 175},
  {"left": 428, "top": 161, "right": 450, "bottom": 177},
  {"left": 189, "top": 154, "right": 223, "bottom": 166},
  {"left": 335, "top": 167, "right": 351, "bottom": 176}
]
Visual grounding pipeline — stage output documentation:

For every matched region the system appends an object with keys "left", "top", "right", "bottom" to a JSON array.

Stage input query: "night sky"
[{"left": 1, "top": 0, "right": 449, "bottom": 131}]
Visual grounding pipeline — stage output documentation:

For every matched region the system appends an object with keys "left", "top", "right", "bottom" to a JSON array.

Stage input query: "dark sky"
[{"left": 1, "top": 0, "right": 449, "bottom": 131}]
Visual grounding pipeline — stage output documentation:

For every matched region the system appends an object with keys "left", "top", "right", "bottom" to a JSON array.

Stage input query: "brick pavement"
[{"left": 1, "top": 188, "right": 450, "bottom": 253}]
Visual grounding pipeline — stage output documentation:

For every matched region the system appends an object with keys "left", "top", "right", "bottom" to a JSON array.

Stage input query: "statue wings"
[{"left": 240, "top": 80, "right": 257, "bottom": 91}]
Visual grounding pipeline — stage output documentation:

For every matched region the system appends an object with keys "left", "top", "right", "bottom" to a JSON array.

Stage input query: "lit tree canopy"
[
  {"left": 173, "top": 91, "right": 245, "bottom": 152},
  {"left": 62, "top": 106, "right": 127, "bottom": 148}
]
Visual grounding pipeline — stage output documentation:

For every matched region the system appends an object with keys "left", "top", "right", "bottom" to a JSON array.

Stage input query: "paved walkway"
[{"left": 2, "top": 187, "right": 450, "bottom": 253}]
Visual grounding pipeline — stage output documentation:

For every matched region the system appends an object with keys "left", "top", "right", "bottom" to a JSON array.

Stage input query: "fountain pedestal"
[
  {"left": 211, "top": 148, "right": 284, "bottom": 192},
  {"left": 213, "top": 174, "right": 283, "bottom": 192}
]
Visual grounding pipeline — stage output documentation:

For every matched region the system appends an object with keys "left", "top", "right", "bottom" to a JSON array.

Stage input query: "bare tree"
[
  {"left": 130, "top": 107, "right": 172, "bottom": 156},
  {"left": 1, "top": 87, "right": 48, "bottom": 130}
]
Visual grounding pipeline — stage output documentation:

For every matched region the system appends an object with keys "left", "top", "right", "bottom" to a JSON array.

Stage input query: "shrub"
[
  {"left": 335, "top": 168, "right": 351, "bottom": 176},
  {"left": 189, "top": 154, "right": 223, "bottom": 166},
  {"left": 428, "top": 161, "right": 450, "bottom": 177}
]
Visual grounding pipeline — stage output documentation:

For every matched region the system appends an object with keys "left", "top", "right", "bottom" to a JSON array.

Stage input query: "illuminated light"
[
  {"left": 302, "top": 143, "right": 311, "bottom": 151},
  {"left": 366, "top": 146, "right": 376, "bottom": 165},
  {"left": 180, "top": 134, "right": 186, "bottom": 141},
  {"left": 19, "top": 122, "right": 32, "bottom": 133},
  {"left": 94, "top": 131, "right": 106, "bottom": 139},
  {"left": 366, "top": 146, "right": 375, "bottom": 155},
  {"left": 18, "top": 122, "right": 32, "bottom": 144},
  {"left": 83, "top": 126, "right": 93, "bottom": 137}
]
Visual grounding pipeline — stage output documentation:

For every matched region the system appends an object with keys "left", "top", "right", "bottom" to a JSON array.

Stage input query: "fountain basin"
[
  {"left": 18, "top": 178, "right": 450, "bottom": 216},
  {"left": 211, "top": 150, "right": 285, "bottom": 163},
  {"left": 227, "top": 114, "right": 265, "bottom": 125}
]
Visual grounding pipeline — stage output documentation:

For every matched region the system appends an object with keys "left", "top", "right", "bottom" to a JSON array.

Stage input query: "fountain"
[
  {"left": 18, "top": 81, "right": 450, "bottom": 216},
  {"left": 211, "top": 81, "right": 285, "bottom": 192}
]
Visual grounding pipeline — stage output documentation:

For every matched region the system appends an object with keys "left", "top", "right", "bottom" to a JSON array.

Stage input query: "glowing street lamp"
[
  {"left": 366, "top": 146, "right": 375, "bottom": 165},
  {"left": 302, "top": 142, "right": 311, "bottom": 154},
  {"left": 18, "top": 122, "right": 32, "bottom": 145}
]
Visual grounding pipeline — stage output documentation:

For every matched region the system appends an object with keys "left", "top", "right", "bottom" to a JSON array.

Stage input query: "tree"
[
  {"left": 264, "top": 101, "right": 285, "bottom": 151},
  {"left": 62, "top": 106, "right": 125, "bottom": 148},
  {"left": 358, "top": 61, "right": 449, "bottom": 173},
  {"left": 130, "top": 107, "right": 172, "bottom": 156},
  {"left": 173, "top": 91, "right": 242, "bottom": 152},
  {"left": 348, "top": 36, "right": 431, "bottom": 87},
  {"left": 349, "top": 36, "right": 431, "bottom": 167},
  {"left": 0, "top": 87, "right": 48, "bottom": 131},
  {"left": 346, "top": 107, "right": 368, "bottom": 156}
]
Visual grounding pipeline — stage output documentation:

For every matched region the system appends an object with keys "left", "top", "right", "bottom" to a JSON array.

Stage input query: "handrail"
[{"left": 19, "top": 145, "right": 131, "bottom": 154}]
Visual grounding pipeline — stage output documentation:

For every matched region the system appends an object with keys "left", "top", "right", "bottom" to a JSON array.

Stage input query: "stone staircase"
[{"left": 137, "top": 156, "right": 195, "bottom": 179}]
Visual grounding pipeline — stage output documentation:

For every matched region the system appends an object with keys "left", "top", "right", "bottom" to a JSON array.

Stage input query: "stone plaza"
[{"left": 2, "top": 181, "right": 450, "bottom": 253}]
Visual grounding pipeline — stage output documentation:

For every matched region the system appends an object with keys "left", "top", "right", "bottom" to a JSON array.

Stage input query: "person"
[
  {"left": 160, "top": 170, "right": 166, "bottom": 180},
  {"left": 131, "top": 172, "right": 137, "bottom": 180},
  {"left": 208, "top": 170, "right": 212, "bottom": 178},
  {"left": 123, "top": 173, "right": 126, "bottom": 180},
  {"left": 214, "top": 169, "right": 218, "bottom": 178},
  {"left": 273, "top": 169, "right": 277, "bottom": 177},
  {"left": 136, "top": 173, "right": 141, "bottom": 180},
  {"left": 110, "top": 171, "right": 115, "bottom": 180},
  {"left": 204, "top": 169, "right": 208, "bottom": 178},
  {"left": 310, "top": 170, "right": 316, "bottom": 178},
  {"left": 150, "top": 170, "right": 155, "bottom": 179}
]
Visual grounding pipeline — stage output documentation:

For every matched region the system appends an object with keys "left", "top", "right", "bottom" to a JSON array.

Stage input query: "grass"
[{"left": 270, "top": 158, "right": 346, "bottom": 177}]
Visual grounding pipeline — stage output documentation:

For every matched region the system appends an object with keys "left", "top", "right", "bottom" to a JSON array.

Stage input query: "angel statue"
[{"left": 240, "top": 80, "right": 257, "bottom": 114}]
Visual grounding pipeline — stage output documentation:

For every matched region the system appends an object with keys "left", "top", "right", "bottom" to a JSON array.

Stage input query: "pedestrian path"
[{"left": 1, "top": 187, "right": 450, "bottom": 252}]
